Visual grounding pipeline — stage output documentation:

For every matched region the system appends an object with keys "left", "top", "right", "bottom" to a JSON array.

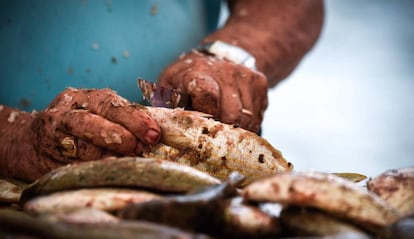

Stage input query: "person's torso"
[{"left": 0, "top": 0, "right": 221, "bottom": 110}]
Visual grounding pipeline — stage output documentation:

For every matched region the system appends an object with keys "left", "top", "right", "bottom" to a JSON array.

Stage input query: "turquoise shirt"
[{"left": 0, "top": 0, "right": 221, "bottom": 110}]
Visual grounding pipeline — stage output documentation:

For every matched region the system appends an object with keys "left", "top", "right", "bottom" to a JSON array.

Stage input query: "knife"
[{"left": 137, "top": 78, "right": 190, "bottom": 108}]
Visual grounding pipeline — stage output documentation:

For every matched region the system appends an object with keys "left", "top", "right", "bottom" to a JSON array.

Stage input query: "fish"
[
  {"left": 40, "top": 208, "right": 120, "bottom": 224},
  {"left": 333, "top": 172, "right": 367, "bottom": 183},
  {"left": 0, "top": 208, "right": 210, "bottom": 239},
  {"left": 279, "top": 207, "right": 370, "bottom": 238},
  {"left": 367, "top": 167, "right": 414, "bottom": 217},
  {"left": 242, "top": 171, "right": 401, "bottom": 227},
  {"left": 0, "top": 179, "right": 23, "bottom": 203},
  {"left": 382, "top": 215, "right": 414, "bottom": 239},
  {"left": 222, "top": 197, "right": 280, "bottom": 238},
  {"left": 144, "top": 107, "right": 293, "bottom": 183},
  {"left": 119, "top": 173, "right": 280, "bottom": 238},
  {"left": 24, "top": 188, "right": 161, "bottom": 214},
  {"left": 20, "top": 156, "right": 221, "bottom": 203}
]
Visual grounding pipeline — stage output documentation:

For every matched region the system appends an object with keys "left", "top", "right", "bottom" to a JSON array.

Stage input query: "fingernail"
[{"left": 144, "top": 129, "right": 160, "bottom": 144}]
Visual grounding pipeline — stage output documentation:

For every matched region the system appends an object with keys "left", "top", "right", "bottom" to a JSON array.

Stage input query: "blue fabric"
[{"left": 0, "top": 0, "right": 221, "bottom": 110}]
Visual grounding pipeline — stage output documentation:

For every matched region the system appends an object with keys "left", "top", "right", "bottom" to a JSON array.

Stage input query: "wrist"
[
  {"left": 0, "top": 106, "right": 40, "bottom": 181},
  {"left": 201, "top": 23, "right": 272, "bottom": 78},
  {"left": 202, "top": 0, "right": 324, "bottom": 87},
  {"left": 198, "top": 40, "right": 257, "bottom": 70}
]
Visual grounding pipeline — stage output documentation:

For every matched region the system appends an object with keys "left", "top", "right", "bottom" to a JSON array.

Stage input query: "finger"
[
  {"left": 60, "top": 109, "right": 141, "bottom": 155},
  {"left": 75, "top": 138, "right": 116, "bottom": 161},
  {"left": 238, "top": 70, "right": 265, "bottom": 132},
  {"left": 52, "top": 130, "right": 115, "bottom": 162},
  {"left": 59, "top": 88, "right": 160, "bottom": 145},
  {"left": 159, "top": 51, "right": 217, "bottom": 91},
  {"left": 159, "top": 52, "right": 221, "bottom": 116},
  {"left": 250, "top": 71, "right": 269, "bottom": 132},
  {"left": 54, "top": 131, "right": 145, "bottom": 163},
  {"left": 32, "top": 120, "right": 70, "bottom": 165},
  {"left": 217, "top": 65, "right": 243, "bottom": 125},
  {"left": 182, "top": 72, "right": 220, "bottom": 117},
  {"left": 101, "top": 104, "right": 160, "bottom": 145}
]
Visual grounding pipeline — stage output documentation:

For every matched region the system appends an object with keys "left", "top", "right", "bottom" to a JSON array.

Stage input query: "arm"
[
  {"left": 204, "top": 0, "right": 324, "bottom": 87},
  {"left": 159, "top": 0, "right": 324, "bottom": 133}
]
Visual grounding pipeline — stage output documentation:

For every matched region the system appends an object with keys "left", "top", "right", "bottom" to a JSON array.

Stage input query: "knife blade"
[{"left": 137, "top": 78, "right": 190, "bottom": 108}]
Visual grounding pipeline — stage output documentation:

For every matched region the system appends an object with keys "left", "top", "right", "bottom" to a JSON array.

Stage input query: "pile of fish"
[{"left": 1, "top": 107, "right": 413, "bottom": 238}]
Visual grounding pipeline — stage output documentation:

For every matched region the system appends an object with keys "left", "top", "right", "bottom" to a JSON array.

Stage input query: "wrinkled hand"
[
  {"left": 158, "top": 51, "right": 268, "bottom": 133},
  {"left": 32, "top": 88, "right": 160, "bottom": 166}
]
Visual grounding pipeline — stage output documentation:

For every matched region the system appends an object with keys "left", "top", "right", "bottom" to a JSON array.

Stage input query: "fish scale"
[{"left": 145, "top": 107, "right": 293, "bottom": 183}]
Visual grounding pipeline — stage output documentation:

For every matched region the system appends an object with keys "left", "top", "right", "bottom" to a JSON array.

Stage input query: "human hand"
[
  {"left": 157, "top": 51, "right": 268, "bottom": 133},
  {"left": 20, "top": 88, "right": 160, "bottom": 179}
]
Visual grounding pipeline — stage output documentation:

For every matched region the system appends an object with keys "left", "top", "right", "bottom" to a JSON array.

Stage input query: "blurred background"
[{"left": 262, "top": 0, "right": 414, "bottom": 177}]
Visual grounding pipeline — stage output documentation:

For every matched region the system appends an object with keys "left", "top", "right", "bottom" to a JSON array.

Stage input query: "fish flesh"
[{"left": 145, "top": 107, "right": 293, "bottom": 183}]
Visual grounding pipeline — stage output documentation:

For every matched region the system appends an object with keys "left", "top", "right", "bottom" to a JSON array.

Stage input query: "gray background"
[{"left": 262, "top": 0, "right": 414, "bottom": 177}]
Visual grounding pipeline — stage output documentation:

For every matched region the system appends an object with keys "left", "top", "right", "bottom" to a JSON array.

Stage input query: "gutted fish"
[{"left": 145, "top": 107, "right": 293, "bottom": 183}]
